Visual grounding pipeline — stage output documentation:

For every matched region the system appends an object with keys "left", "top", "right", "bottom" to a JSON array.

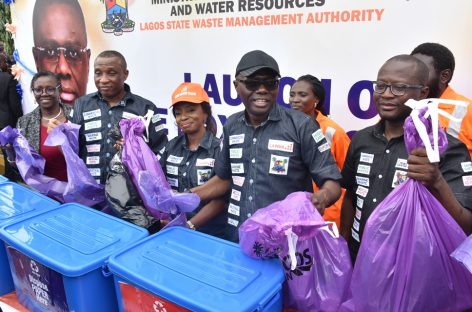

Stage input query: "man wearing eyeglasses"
[
  {"left": 340, "top": 55, "right": 472, "bottom": 261},
  {"left": 32, "top": 0, "right": 90, "bottom": 106},
  {"left": 192, "top": 50, "right": 342, "bottom": 242}
]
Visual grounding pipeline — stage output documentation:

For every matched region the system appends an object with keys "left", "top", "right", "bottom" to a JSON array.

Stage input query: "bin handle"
[
  {"left": 255, "top": 285, "right": 282, "bottom": 311},
  {"left": 101, "top": 262, "right": 113, "bottom": 278}
]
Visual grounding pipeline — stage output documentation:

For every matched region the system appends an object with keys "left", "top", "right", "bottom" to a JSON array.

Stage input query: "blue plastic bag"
[
  {"left": 0, "top": 124, "right": 105, "bottom": 207},
  {"left": 239, "top": 192, "right": 352, "bottom": 312},
  {"left": 344, "top": 105, "right": 472, "bottom": 311}
]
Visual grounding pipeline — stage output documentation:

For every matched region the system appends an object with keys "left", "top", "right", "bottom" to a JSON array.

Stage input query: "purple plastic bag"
[
  {"left": 120, "top": 118, "right": 199, "bottom": 220},
  {"left": 239, "top": 192, "right": 352, "bottom": 312},
  {"left": 345, "top": 108, "right": 472, "bottom": 311},
  {"left": 451, "top": 234, "right": 472, "bottom": 274},
  {"left": 0, "top": 125, "right": 105, "bottom": 207},
  {"left": 404, "top": 106, "right": 448, "bottom": 156},
  {"left": 161, "top": 212, "right": 190, "bottom": 230}
]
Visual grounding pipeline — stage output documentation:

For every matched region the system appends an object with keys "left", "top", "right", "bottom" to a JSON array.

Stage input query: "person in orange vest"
[
  {"left": 289, "top": 75, "right": 350, "bottom": 229},
  {"left": 412, "top": 43, "right": 472, "bottom": 158}
]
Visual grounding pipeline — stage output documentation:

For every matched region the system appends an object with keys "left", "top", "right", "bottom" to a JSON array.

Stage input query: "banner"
[{"left": 10, "top": 0, "right": 472, "bottom": 138}]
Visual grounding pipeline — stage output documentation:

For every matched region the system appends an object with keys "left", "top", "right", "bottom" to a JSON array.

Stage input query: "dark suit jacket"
[{"left": 0, "top": 72, "right": 22, "bottom": 129}]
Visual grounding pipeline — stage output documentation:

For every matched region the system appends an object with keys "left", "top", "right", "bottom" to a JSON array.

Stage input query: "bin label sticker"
[
  {"left": 7, "top": 247, "right": 69, "bottom": 312},
  {"left": 119, "top": 281, "right": 191, "bottom": 312}
]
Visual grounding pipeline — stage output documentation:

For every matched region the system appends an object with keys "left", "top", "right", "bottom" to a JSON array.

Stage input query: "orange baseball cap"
[{"left": 171, "top": 82, "right": 210, "bottom": 107}]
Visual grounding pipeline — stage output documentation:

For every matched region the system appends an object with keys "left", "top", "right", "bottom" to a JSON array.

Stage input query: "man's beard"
[{"left": 428, "top": 76, "right": 441, "bottom": 98}]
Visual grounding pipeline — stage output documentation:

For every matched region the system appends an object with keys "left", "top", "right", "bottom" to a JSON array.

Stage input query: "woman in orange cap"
[
  {"left": 159, "top": 82, "right": 227, "bottom": 238},
  {"left": 289, "top": 75, "right": 350, "bottom": 229}
]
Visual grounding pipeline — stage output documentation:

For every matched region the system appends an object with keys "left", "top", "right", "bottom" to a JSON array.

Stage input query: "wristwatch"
[{"left": 187, "top": 220, "right": 196, "bottom": 230}]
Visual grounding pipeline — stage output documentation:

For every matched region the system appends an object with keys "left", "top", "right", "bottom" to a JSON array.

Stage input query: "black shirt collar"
[
  {"left": 240, "top": 103, "right": 283, "bottom": 126},
  {"left": 179, "top": 131, "right": 215, "bottom": 152},
  {"left": 93, "top": 83, "right": 133, "bottom": 106}
]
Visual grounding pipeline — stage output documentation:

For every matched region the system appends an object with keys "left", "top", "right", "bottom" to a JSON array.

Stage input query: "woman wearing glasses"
[
  {"left": 14, "top": 71, "right": 71, "bottom": 181},
  {"left": 159, "top": 82, "right": 227, "bottom": 238},
  {"left": 289, "top": 75, "right": 350, "bottom": 229}
]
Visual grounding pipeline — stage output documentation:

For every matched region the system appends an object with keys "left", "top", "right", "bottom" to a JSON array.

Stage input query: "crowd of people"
[
  {"left": 0, "top": 3, "right": 471, "bottom": 312},
  {"left": 0, "top": 2, "right": 471, "bottom": 311},
  {"left": 1, "top": 0, "right": 472, "bottom": 300},
  {"left": 1, "top": 41, "right": 471, "bottom": 252},
  {"left": 0, "top": 6, "right": 472, "bottom": 308}
]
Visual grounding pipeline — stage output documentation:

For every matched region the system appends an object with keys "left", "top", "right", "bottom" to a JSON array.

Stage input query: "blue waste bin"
[
  {"left": 108, "top": 226, "right": 285, "bottom": 312},
  {"left": 0, "top": 202, "right": 149, "bottom": 311},
  {"left": 0, "top": 182, "right": 60, "bottom": 295}
]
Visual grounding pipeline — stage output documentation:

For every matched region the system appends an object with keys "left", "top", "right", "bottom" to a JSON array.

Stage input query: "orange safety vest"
[
  {"left": 438, "top": 86, "right": 472, "bottom": 159},
  {"left": 312, "top": 111, "right": 350, "bottom": 229}
]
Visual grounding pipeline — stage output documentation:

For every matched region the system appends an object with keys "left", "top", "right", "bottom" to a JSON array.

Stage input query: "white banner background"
[{"left": 11, "top": 0, "right": 472, "bottom": 139}]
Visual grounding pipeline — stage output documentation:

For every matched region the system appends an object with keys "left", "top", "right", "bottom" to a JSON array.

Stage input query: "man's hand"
[
  {"left": 407, "top": 147, "right": 442, "bottom": 189},
  {"left": 1, "top": 144, "right": 15, "bottom": 160},
  {"left": 113, "top": 138, "right": 124, "bottom": 151},
  {"left": 312, "top": 189, "right": 329, "bottom": 215},
  {"left": 312, "top": 180, "right": 341, "bottom": 216},
  {"left": 408, "top": 147, "right": 472, "bottom": 235}
]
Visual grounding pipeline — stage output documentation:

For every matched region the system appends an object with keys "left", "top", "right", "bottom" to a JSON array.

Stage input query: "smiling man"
[
  {"left": 340, "top": 55, "right": 472, "bottom": 261},
  {"left": 192, "top": 50, "right": 341, "bottom": 242},
  {"left": 32, "top": 0, "right": 90, "bottom": 105},
  {"left": 70, "top": 50, "right": 167, "bottom": 185}
]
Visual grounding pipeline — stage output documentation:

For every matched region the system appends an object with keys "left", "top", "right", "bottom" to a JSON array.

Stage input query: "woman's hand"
[{"left": 47, "top": 119, "right": 62, "bottom": 133}]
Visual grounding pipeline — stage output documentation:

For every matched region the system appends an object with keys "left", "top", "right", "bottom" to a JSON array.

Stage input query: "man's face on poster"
[{"left": 33, "top": 3, "right": 90, "bottom": 105}]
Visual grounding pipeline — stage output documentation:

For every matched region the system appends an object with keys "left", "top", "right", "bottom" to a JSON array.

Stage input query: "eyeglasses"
[
  {"left": 33, "top": 46, "right": 89, "bottom": 64},
  {"left": 373, "top": 81, "right": 424, "bottom": 96},
  {"left": 236, "top": 78, "right": 279, "bottom": 91},
  {"left": 32, "top": 85, "right": 60, "bottom": 96}
]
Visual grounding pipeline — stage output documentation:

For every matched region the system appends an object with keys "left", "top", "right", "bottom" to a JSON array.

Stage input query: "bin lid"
[
  {"left": 0, "top": 203, "right": 148, "bottom": 277},
  {"left": 108, "top": 227, "right": 284, "bottom": 312},
  {"left": 0, "top": 182, "right": 60, "bottom": 225}
]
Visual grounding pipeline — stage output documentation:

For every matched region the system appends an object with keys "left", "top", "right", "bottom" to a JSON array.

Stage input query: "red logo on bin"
[{"left": 119, "top": 281, "right": 191, "bottom": 312}]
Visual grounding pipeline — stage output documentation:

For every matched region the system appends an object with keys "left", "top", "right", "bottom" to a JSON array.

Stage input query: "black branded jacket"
[
  {"left": 214, "top": 103, "right": 341, "bottom": 242},
  {"left": 71, "top": 84, "right": 167, "bottom": 184},
  {"left": 341, "top": 121, "right": 472, "bottom": 258},
  {"left": 159, "top": 131, "right": 227, "bottom": 238}
]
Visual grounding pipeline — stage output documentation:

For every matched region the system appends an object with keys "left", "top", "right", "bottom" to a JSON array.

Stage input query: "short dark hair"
[
  {"left": 31, "top": 71, "right": 61, "bottom": 90},
  {"left": 96, "top": 50, "right": 128, "bottom": 70},
  {"left": 296, "top": 75, "right": 326, "bottom": 115},
  {"left": 411, "top": 42, "right": 455, "bottom": 75},
  {"left": 32, "top": 0, "right": 87, "bottom": 45},
  {"left": 0, "top": 52, "right": 8, "bottom": 72},
  {"left": 382, "top": 54, "right": 429, "bottom": 86}
]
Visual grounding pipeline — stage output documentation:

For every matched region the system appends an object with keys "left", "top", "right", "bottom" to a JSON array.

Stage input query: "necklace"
[{"left": 42, "top": 108, "right": 62, "bottom": 121}]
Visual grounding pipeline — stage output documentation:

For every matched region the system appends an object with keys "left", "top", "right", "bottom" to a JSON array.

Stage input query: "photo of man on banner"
[{"left": 31, "top": 0, "right": 90, "bottom": 106}]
